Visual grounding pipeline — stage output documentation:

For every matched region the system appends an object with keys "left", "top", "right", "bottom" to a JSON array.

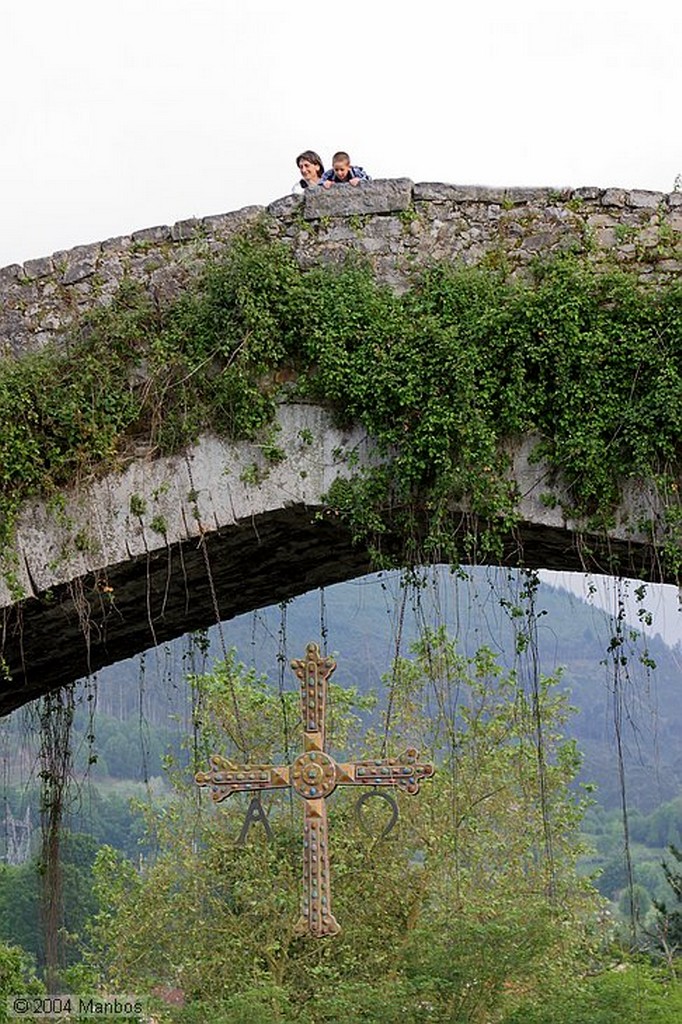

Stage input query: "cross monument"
[{"left": 195, "top": 641, "right": 434, "bottom": 937}]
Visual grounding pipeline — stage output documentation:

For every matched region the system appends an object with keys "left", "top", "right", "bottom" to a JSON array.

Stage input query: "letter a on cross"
[{"left": 195, "top": 641, "right": 434, "bottom": 937}]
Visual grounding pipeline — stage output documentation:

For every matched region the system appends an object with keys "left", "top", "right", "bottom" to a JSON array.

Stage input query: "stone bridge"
[{"left": 1, "top": 179, "right": 681, "bottom": 714}]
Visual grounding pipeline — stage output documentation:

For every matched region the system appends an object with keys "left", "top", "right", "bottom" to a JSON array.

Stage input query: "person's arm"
[{"left": 349, "top": 166, "right": 371, "bottom": 185}]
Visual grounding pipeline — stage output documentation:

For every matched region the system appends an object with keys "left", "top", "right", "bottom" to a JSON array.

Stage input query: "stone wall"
[
  {"left": 0, "top": 402, "right": 667, "bottom": 715},
  {"left": 2, "top": 180, "right": 681, "bottom": 357},
  {"left": 0, "top": 405, "right": 377, "bottom": 714},
  {"left": 2, "top": 180, "right": 680, "bottom": 711}
]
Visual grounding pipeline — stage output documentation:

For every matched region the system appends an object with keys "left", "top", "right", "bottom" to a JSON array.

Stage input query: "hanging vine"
[
  {"left": 606, "top": 582, "right": 639, "bottom": 949},
  {"left": 38, "top": 685, "right": 75, "bottom": 992}
]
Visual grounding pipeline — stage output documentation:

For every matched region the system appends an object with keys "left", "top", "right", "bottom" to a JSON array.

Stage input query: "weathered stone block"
[
  {"left": 131, "top": 224, "right": 172, "bottom": 243},
  {"left": 201, "top": 206, "right": 266, "bottom": 237},
  {"left": 595, "top": 228, "right": 617, "bottom": 248},
  {"left": 520, "top": 232, "right": 559, "bottom": 251},
  {"left": 504, "top": 187, "right": 566, "bottom": 204},
  {"left": 171, "top": 218, "right": 200, "bottom": 241},
  {"left": 602, "top": 189, "right": 628, "bottom": 207},
  {"left": 0, "top": 264, "right": 22, "bottom": 282},
  {"left": 587, "top": 213, "right": 617, "bottom": 227},
  {"left": 23, "top": 257, "right": 54, "bottom": 280},
  {"left": 637, "top": 226, "right": 662, "bottom": 247},
  {"left": 304, "top": 179, "right": 413, "bottom": 220},
  {"left": 52, "top": 244, "right": 99, "bottom": 285},
  {"left": 62, "top": 261, "right": 96, "bottom": 285},
  {"left": 319, "top": 223, "right": 357, "bottom": 243},
  {"left": 628, "top": 190, "right": 664, "bottom": 209},
  {"left": 101, "top": 235, "right": 133, "bottom": 252},
  {"left": 416, "top": 184, "right": 508, "bottom": 205},
  {"left": 52, "top": 243, "right": 100, "bottom": 273},
  {"left": 267, "top": 195, "right": 302, "bottom": 218}
]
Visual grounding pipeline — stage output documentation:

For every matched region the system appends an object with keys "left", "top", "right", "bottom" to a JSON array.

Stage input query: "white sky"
[
  {"left": 540, "top": 572, "right": 682, "bottom": 650},
  {"left": 2, "top": 0, "right": 681, "bottom": 645},
  {"left": 3, "top": 0, "right": 681, "bottom": 269}
]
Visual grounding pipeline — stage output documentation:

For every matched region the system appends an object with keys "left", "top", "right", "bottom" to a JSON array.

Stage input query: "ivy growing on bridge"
[{"left": 1, "top": 225, "right": 681, "bottom": 589}]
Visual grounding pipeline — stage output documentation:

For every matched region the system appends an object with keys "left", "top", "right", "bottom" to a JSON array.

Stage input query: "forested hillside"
[{"left": 1, "top": 568, "right": 681, "bottom": 1021}]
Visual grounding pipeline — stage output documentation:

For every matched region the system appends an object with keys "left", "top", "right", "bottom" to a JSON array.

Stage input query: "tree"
[
  {"left": 82, "top": 638, "right": 602, "bottom": 1022},
  {"left": 0, "top": 863, "right": 41, "bottom": 963},
  {"left": 0, "top": 942, "right": 43, "bottom": 1024},
  {"left": 653, "top": 843, "right": 682, "bottom": 961},
  {"left": 0, "top": 833, "right": 102, "bottom": 974}
]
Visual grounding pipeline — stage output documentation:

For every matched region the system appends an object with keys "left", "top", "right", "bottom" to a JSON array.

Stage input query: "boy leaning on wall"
[{"left": 320, "top": 151, "right": 371, "bottom": 188}]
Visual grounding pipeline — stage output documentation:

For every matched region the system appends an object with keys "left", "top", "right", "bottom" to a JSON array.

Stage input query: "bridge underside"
[{"left": 0, "top": 505, "right": 662, "bottom": 717}]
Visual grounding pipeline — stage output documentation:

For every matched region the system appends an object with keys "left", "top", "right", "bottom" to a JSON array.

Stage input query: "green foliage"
[
  {"left": 0, "top": 942, "right": 44, "bottom": 1023},
  {"left": 81, "top": 639, "right": 601, "bottom": 1021},
  {"left": 653, "top": 843, "right": 682, "bottom": 954},
  {"left": 183, "top": 648, "right": 374, "bottom": 767},
  {"left": 501, "top": 961, "right": 682, "bottom": 1024},
  {"left": 2, "top": 228, "right": 681, "bottom": 578},
  {"left": 149, "top": 515, "right": 168, "bottom": 535},
  {"left": 0, "top": 863, "right": 41, "bottom": 965},
  {"left": 129, "top": 494, "right": 147, "bottom": 517},
  {"left": 0, "top": 833, "right": 101, "bottom": 972},
  {"left": 306, "top": 255, "right": 682, "bottom": 569}
]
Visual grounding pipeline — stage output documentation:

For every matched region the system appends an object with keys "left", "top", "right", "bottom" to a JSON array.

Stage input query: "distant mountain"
[{"left": 78, "top": 566, "right": 682, "bottom": 812}]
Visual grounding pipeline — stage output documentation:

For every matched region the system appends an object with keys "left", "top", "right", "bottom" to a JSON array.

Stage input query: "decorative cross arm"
[
  {"left": 336, "top": 747, "right": 434, "bottom": 795},
  {"left": 195, "top": 754, "right": 290, "bottom": 801}
]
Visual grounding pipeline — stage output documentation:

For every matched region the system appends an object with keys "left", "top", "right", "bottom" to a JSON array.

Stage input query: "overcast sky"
[
  {"left": 3, "top": 0, "right": 681, "bottom": 270},
  {"left": 3, "top": 0, "right": 681, "bottom": 643}
]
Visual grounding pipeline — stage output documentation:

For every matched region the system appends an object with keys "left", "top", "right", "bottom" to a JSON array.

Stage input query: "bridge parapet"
[{"left": 2, "top": 181, "right": 681, "bottom": 357}]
